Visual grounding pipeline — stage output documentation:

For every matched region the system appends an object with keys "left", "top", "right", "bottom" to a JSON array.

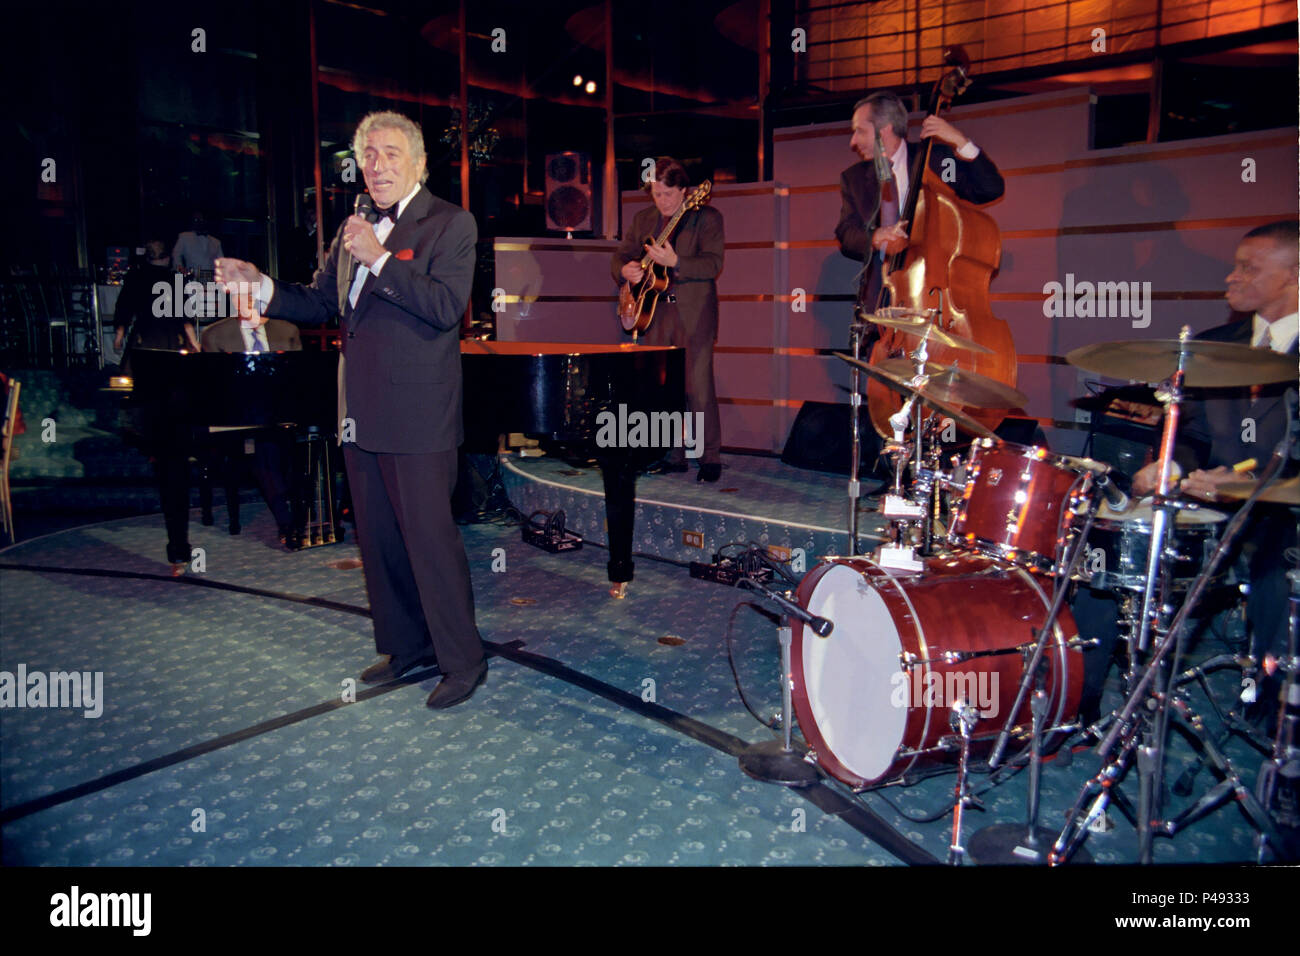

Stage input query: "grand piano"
[
  {"left": 461, "top": 340, "right": 685, "bottom": 584},
  {"left": 127, "top": 341, "right": 685, "bottom": 581}
]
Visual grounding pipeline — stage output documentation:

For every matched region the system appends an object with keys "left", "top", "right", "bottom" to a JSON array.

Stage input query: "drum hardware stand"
[
  {"left": 1050, "top": 420, "right": 1295, "bottom": 864},
  {"left": 846, "top": 312, "right": 871, "bottom": 556},
  {"left": 1252, "top": 549, "right": 1300, "bottom": 860},
  {"left": 876, "top": 332, "right": 941, "bottom": 571},
  {"left": 972, "top": 497, "right": 1099, "bottom": 864},
  {"left": 735, "top": 578, "right": 827, "bottom": 788},
  {"left": 947, "top": 701, "right": 981, "bottom": 865}
]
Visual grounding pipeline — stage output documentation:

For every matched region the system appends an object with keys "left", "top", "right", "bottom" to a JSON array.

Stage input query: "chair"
[{"left": 1, "top": 377, "right": 21, "bottom": 544}]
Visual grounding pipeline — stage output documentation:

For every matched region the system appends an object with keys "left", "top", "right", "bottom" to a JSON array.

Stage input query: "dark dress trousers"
[
  {"left": 612, "top": 203, "right": 724, "bottom": 466},
  {"left": 835, "top": 141, "right": 1005, "bottom": 312},
  {"left": 264, "top": 186, "right": 485, "bottom": 677}
]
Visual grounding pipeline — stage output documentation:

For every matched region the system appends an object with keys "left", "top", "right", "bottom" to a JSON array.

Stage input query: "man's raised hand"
[{"left": 215, "top": 258, "right": 261, "bottom": 294}]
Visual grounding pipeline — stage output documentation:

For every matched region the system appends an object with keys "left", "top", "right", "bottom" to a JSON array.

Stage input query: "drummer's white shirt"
[{"left": 1252, "top": 311, "right": 1298, "bottom": 353}]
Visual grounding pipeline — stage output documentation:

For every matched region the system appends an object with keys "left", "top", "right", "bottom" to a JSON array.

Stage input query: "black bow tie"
[{"left": 374, "top": 203, "right": 398, "bottom": 222}]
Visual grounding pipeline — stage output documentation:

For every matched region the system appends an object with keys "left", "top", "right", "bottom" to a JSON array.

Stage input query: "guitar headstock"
[{"left": 684, "top": 181, "right": 712, "bottom": 211}]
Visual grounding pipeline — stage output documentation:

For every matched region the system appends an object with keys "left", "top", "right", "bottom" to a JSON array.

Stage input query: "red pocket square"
[{"left": 394, "top": 248, "right": 415, "bottom": 261}]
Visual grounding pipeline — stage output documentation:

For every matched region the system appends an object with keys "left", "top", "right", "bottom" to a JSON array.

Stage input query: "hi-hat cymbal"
[
  {"left": 862, "top": 313, "right": 994, "bottom": 355},
  {"left": 875, "top": 358, "right": 1029, "bottom": 410},
  {"left": 1066, "top": 338, "right": 1298, "bottom": 387},
  {"left": 1217, "top": 475, "right": 1300, "bottom": 506},
  {"left": 835, "top": 352, "right": 997, "bottom": 438}
]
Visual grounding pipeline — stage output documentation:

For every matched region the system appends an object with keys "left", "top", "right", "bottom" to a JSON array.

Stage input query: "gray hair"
[
  {"left": 352, "top": 111, "right": 429, "bottom": 183},
  {"left": 852, "top": 92, "right": 908, "bottom": 139}
]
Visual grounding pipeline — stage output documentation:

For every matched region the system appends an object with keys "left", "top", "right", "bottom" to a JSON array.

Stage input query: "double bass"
[{"left": 866, "top": 48, "right": 1018, "bottom": 438}]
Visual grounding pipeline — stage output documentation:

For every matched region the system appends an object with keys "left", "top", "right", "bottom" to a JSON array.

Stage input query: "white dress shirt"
[{"left": 1252, "top": 311, "right": 1299, "bottom": 353}]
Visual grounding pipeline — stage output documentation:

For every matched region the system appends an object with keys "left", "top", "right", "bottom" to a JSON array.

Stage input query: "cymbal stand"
[
  {"left": 1254, "top": 568, "right": 1300, "bottom": 860},
  {"left": 876, "top": 335, "right": 934, "bottom": 570},
  {"left": 948, "top": 701, "right": 980, "bottom": 865},
  {"left": 846, "top": 314, "right": 868, "bottom": 555}
]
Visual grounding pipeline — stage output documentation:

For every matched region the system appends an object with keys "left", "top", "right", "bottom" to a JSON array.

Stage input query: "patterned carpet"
[{"left": 0, "top": 460, "right": 1287, "bottom": 867}]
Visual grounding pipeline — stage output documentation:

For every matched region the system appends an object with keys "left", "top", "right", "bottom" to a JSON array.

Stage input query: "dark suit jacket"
[
  {"left": 612, "top": 204, "right": 724, "bottom": 337},
  {"left": 1176, "top": 317, "right": 1298, "bottom": 474},
  {"left": 836, "top": 141, "right": 1004, "bottom": 308},
  {"left": 263, "top": 186, "right": 477, "bottom": 454},
  {"left": 200, "top": 317, "right": 302, "bottom": 353}
]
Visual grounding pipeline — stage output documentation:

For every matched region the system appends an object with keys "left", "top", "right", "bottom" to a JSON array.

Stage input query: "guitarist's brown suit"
[{"left": 612, "top": 203, "right": 725, "bottom": 467}]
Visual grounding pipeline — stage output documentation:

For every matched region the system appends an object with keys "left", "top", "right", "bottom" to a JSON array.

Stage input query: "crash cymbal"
[
  {"left": 875, "top": 358, "right": 1029, "bottom": 410},
  {"left": 1217, "top": 475, "right": 1300, "bottom": 506},
  {"left": 835, "top": 352, "right": 997, "bottom": 438},
  {"left": 863, "top": 313, "right": 994, "bottom": 355},
  {"left": 1066, "top": 338, "right": 1298, "bottom": 388}
]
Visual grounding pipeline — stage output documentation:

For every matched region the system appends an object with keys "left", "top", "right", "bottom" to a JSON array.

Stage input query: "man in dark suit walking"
[
  {"left": 835, "top": 91, "right": 1004, "bottom": 314},
  {"left": 216, "top": 111, "right": 486, "bottom": 709}
]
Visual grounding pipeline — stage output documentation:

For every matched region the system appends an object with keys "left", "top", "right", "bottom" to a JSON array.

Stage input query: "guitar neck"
[{"left": 640, "top": 206, "right": 690, "bottom": 266}]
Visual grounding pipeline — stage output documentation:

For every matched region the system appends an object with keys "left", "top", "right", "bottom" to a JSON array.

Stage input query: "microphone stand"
[{"left": 736, "top": 577, "right": 824, "bottom": 787}]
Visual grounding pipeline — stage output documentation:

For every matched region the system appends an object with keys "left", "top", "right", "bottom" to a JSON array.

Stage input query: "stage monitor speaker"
[
  {"left": 545, "top": 152, "right": 594, "bottom": 233},
  {"left": 782, "top": 401, "right": 881, "bottom": 475}
]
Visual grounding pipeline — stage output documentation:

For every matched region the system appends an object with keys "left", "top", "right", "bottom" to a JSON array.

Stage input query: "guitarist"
[{"left": 611, "top": 157, "right": 725, "bottom": 481}]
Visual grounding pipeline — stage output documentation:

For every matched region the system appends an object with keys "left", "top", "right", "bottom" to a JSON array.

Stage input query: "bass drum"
[{"left": 791, "top": 554, "right": 1082, "bottom": 789}]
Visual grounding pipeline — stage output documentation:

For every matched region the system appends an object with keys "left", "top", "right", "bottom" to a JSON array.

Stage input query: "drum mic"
[
  {"left": 737, "top": 579, "right": 833, "bottom": 637},
  {"left": 1094, "top": 472, "right": 1132, "bottom": 515}
]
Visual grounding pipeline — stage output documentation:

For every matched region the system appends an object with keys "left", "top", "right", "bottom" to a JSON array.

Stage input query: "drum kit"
[{"left": 746, "top": 310, "right": 1299, "bottom": 865}]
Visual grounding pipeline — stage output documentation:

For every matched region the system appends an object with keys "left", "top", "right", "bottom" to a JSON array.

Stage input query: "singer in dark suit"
[
  {"left": 216, "top": 111, "right": 487, "bottom": 709},
  {"left": 835, "top": 91, "right": 1004, "bottom": 313}
]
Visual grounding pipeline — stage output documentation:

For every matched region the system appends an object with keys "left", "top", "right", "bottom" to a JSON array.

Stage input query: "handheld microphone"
[{"left": 343, "top": 195, "right": 375, "bottom": 292}]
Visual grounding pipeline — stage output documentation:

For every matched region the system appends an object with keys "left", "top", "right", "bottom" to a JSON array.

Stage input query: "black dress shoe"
[
  {"left": 359, "top": 653, "right": 438, "bottom": 684},
  {"left": 645, "top": 458, "right": 689, "bottom": 475},
  {"left": 229, "top": 524, "right": 241, "bottom": 536},
  {"left": 425, "top": 662, "right": 488, "bottom": 709},
  {"left": 697, "top": 463, "right": 722, "bottom": 482}
]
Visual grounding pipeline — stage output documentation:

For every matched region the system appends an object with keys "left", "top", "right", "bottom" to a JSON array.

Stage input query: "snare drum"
[
  {"left": 791, "top": 554, "right": 1082, "bottom": 789},
  {"left": 1086, "top": 500, "right": 1227, "bottom": 593},
  {"left": 950, "top": 439, "right": 1096, "bottom": 574}
]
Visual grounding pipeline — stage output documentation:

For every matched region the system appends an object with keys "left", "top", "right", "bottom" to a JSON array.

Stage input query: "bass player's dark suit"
[{"left": 835, "top": 141, "right": 1004, "bottom": 312}]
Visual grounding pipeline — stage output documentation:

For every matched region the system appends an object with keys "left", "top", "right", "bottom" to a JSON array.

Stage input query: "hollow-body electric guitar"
[{"left": 618, "top": 181, "right": 712, "bottom": 335}]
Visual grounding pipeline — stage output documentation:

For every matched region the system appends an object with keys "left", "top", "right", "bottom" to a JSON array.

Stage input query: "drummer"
[{"left": 1076, "top": 220, "right": 1298, "bottom": 730}]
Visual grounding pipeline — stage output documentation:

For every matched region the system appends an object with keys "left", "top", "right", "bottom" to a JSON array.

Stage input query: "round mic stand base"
[{"left": 739, "top": 740, "right": 821, "bottom": 788}]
